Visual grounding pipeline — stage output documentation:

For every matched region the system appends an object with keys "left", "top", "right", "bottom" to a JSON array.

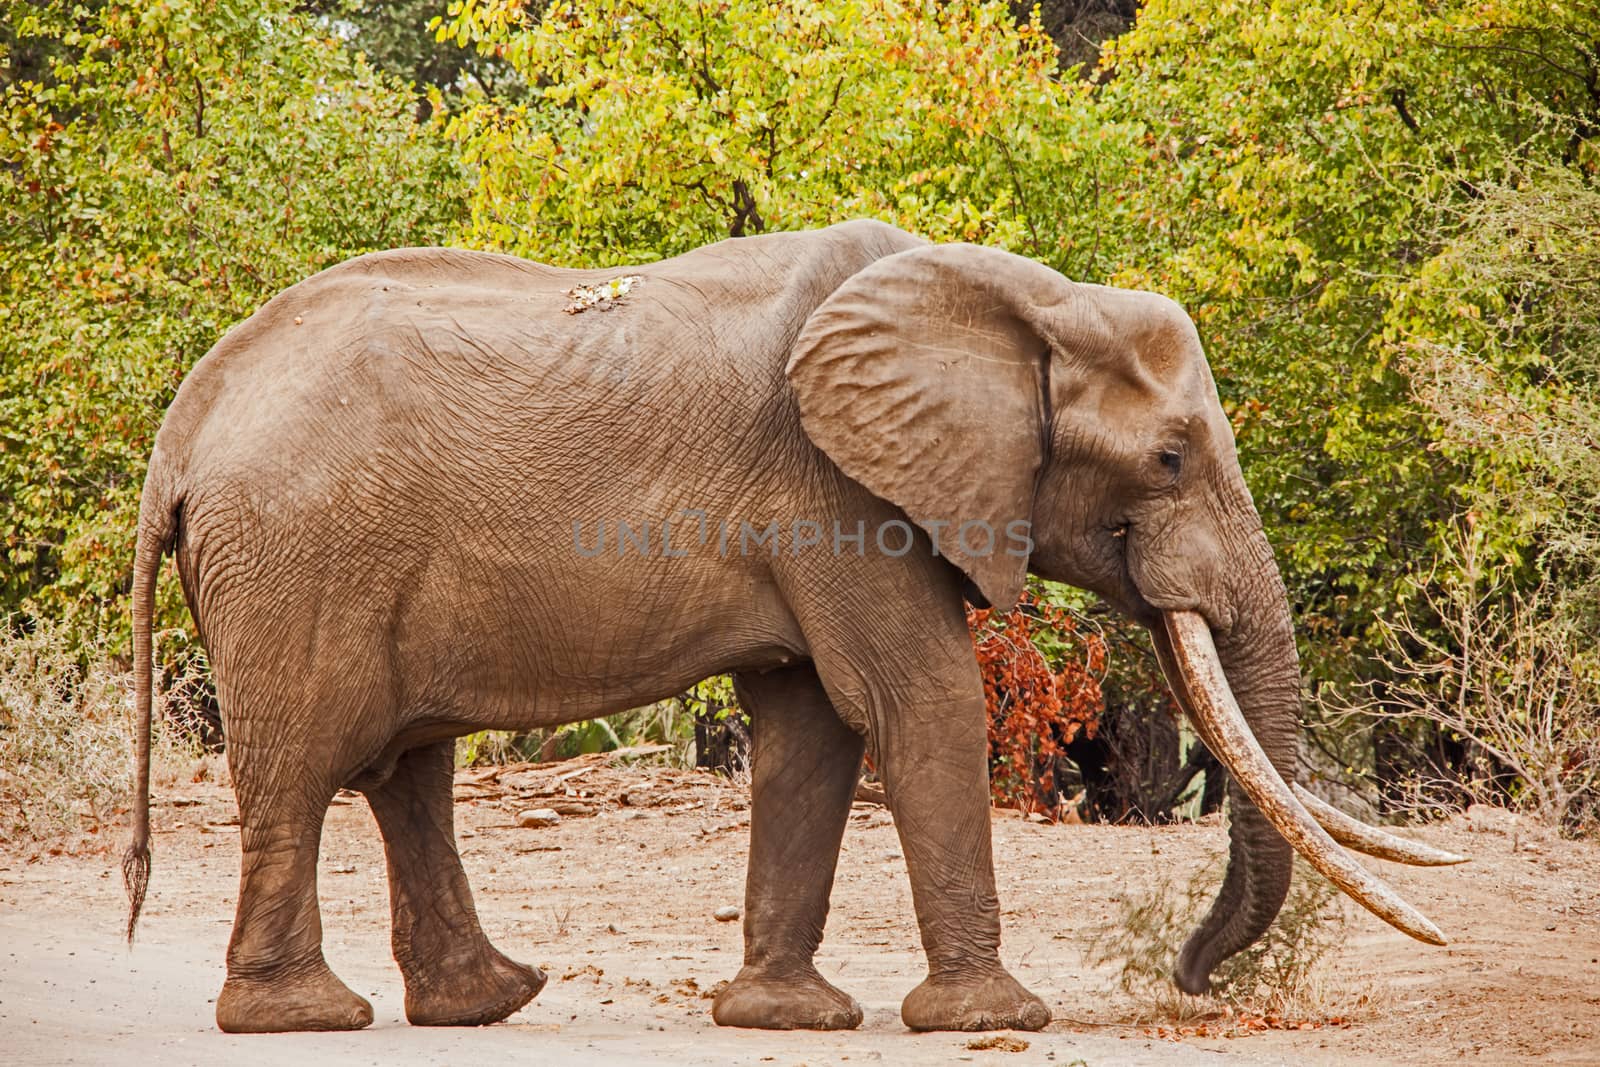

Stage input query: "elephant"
[{"left": 121, "top": 219, "right": 1465, "bottom": 1035}]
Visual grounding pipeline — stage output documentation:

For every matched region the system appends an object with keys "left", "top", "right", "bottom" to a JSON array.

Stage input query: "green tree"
[
  {"left": 1085, "top": 0, "right": 1600, "bottom": 688},
  {"left": 301, "top": 0, "right": 531, "bottom": 116},
  {"left": 1071, "top": 0, "right": 1600, "bottom": 814},
  {"left": 437, "top": 0, "right": 1134, "bottom": 269},
  {"left": 1, "top": 0, "right": 467, "bottom": 638}
]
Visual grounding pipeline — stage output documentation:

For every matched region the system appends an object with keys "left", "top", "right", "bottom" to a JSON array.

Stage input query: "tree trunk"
[{"left": 693, "top": 692, "right": 751, "bottom": 774}]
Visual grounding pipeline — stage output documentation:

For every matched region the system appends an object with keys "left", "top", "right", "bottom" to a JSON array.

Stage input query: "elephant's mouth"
[
  {"left": 1156, "top": 610, "right": 1468, "bottom": 943},
  {"left": 1117, "top": 520, "right": 1237, "bottom": 634},
  {"left": 1101, "top": 522, "right": 1166, "bottom": 628}
]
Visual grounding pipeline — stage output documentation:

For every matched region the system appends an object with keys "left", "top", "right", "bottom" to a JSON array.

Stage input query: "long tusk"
[
  {"left": 1151, "top": 629, "right": 1469, "bottom": 869},
  {"left": 1162, "top": 610, "right": 1448, "bottom": 946},
  {"left": 1291, "top": 783, "right": 1469, "bottom": 867}
]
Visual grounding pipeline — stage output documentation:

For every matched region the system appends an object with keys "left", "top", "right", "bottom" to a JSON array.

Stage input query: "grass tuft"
[{"left": 1088, "top": 855, "right": 1370, "bottom": 1025}]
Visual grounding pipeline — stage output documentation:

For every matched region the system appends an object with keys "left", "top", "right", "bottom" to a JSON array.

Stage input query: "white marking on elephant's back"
[{"left": 564, "top": 275, "right": 643, "bottom": 314}]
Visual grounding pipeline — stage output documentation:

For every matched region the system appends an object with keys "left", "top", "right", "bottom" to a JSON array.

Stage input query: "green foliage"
[
  {"left": 1, "top": 0, "right": 465, "bottom": 640},
  {"left": 1384, "top": 168, "right": 1600, "bottom": 830},
  {"left": 438, "top": 0, "right": 1600, "bottom": 749},
  {"left": 304, "top": 0, "right": 531, "bottom": 110},
  {"left": 437, "top": 0, "right": 1133, "bottom": 270},
  {"left": 1400, "top": 168, "right": 1600, "bottom": 604},
  {"left": 681, "top": 674, "right": 740, "bottom": 725},
  {"left": 6, "top": 0, "right": 1600, "bottom": 816},
  {"left": 1085, "top": 0, "right": 1600, "bottom": 699},
  {"left": 455, "top": 697, "right": 700, "bottom": 769}
]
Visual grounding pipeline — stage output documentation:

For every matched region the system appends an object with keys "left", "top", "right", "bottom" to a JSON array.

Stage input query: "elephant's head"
[{"left": 787, "top": 242, "right": 1464, "bottom": 992}]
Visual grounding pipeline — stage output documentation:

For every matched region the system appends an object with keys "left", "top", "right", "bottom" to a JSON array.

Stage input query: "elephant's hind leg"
[
  {"left": 216, "top": 752, "right": 372, "bottom": 1033},
  {"left": 712, "top": 664, "right": 866, "bottom": 1031},
  {"left": 365, "top": 740, "right": 546, "bottom": 1026}
]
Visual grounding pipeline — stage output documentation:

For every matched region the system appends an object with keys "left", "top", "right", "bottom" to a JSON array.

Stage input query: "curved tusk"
[
  {"left": 1162, "top": 610, "right": 1448, "bottom": 946},
  {"left": 1151, "top": 630, "right": 1468, "bottom": 870},
  {"left": 1291, "top": 783, "right": 1470, "bottom": 867}
]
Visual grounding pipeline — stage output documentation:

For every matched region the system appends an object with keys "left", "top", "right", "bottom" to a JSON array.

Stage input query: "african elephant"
[{"left": 122, "top": 219, "right": 1463, "bottom": 1035}]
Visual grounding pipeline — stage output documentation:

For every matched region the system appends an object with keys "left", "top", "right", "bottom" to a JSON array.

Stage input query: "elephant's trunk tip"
[
  {"left": 122, "top": 841, "right": 150, "bottom": 945},
  {"left": 1172, "top": 955, "right": 1211, "bottom": 997}
]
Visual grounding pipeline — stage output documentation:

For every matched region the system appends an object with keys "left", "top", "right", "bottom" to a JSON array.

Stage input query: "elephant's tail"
[{"left": 123, "top": 473, "right": 180, "bottom": 946}]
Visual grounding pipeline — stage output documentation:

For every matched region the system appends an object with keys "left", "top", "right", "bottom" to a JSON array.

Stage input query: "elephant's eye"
[{"left": 1158, "top": 449, "right": 1184, "bottom": 477}]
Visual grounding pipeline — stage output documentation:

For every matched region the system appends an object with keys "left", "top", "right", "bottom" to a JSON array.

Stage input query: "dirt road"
[{"left": 3, "top": 761, "right": 1596, "bottom": 1065}]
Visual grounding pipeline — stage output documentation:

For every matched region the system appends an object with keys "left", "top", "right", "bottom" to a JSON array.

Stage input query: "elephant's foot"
[
  {"left": 712, "top": 964, "right": 864, "bottom": 1030},
  {"left": 403, "top": 946, "right": 546, "bottom": 1027},
  {"left": 900, "top": 968, "right": 1050, "bottom": 1032},
  {"left": 216, "top": 959, "right": 374, "bottom": 1033}
]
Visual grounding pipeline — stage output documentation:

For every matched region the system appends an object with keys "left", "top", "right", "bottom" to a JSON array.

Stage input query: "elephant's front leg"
[
  {"left": 712, "top": 664, "right": 866, "bottom": 1031},
  {"left": 804, "top": 604, "right": 1051, "bottom": 1036},
  {"left": 364, "top": 740, "right": 547, "bottom": 1026},
  {"left": 875, "top": 688, "right": 1050, "bottom": 1032}
]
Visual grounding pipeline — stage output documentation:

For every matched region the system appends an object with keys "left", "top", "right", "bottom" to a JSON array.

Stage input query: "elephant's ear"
[{"left": 786, "top": 243, "right": 1071, "bottom": 612}]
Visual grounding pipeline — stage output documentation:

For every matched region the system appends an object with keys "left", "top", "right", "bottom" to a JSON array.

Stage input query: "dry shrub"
[
  {"left": 969, "top": 588, "right": 1106, "bottom": 815},
  {"left": 1088, "top": 856, "right": 1363, "bottom": 1024},
  {"left": 0, "top": 618, "right": 203, "bottom": 847},
  {"left": 1389, "top": 168, "right": 1600, "bottom": 837},
  {"left": 455, "top": 729, "right": 532, "bottom": 768},
  {"left": 1354, "top": 525, "right": 1600, "bottom": 835}
]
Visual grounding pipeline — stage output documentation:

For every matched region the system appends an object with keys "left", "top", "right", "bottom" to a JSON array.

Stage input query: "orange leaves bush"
[{"left": 968, "top": 590, "right": 1105, "bottom": 817}]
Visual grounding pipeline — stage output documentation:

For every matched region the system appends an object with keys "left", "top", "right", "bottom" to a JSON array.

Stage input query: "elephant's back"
[
  {"left": 156, "top": 221, "right": 924, "bottom": 490},
  {"left": 152, "top": 222, "right": 925, "bottom": 617}
]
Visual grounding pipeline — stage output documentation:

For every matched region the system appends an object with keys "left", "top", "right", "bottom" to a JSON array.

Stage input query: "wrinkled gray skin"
[{"left": 124, "top": 220, "right": 1299, "bottom": 1034}]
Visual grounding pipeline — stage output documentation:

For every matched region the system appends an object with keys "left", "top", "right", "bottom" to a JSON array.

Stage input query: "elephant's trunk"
[
  {"left": 1151, "top": 567, "right": 1299, "bottom": 992},
  {"left": 1149, "top": 540, "right": 1460, "bottom": 994}
]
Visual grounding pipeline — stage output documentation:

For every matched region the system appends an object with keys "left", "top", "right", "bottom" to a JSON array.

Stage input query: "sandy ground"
[{"left": 2, "top": 756, "right": 1598, "bottom": 1066}]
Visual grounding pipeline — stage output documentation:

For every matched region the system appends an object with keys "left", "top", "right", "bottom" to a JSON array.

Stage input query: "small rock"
[
  {"left": 517, "top": 808, "right": 562, "bottom": 829},
  {"left": 328, "top": 863, "right": 356, "bottom": 875},
  {"left": 714, "top": 905, "right": 741, "bottom": 922}
]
